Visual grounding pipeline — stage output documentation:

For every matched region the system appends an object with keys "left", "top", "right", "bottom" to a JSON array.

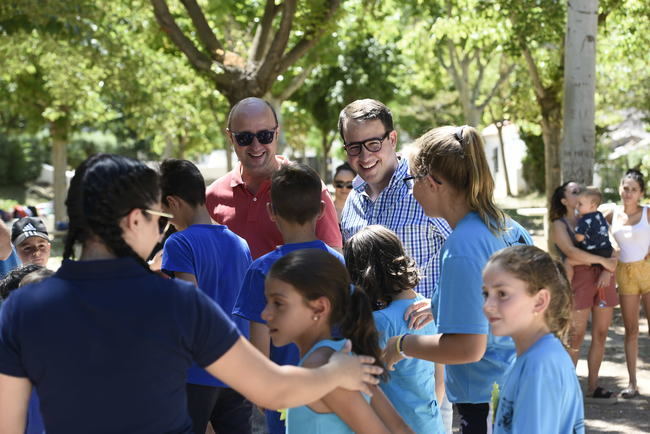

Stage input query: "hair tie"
[{"left": 454, "top": 125, "right": 466, "bottom": 145}]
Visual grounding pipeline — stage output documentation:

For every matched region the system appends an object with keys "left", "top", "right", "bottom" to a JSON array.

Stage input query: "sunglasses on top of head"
[{"left": 229, "top": 126, "right": 278, "bottom": 147}]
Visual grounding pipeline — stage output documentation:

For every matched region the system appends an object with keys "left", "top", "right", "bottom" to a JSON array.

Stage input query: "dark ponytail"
[
  {"left": 268, "top": 249, "right": 386, "bottom": 379},
  {"left": 64, "top": 154, "right": 160, "bottom": 270}
]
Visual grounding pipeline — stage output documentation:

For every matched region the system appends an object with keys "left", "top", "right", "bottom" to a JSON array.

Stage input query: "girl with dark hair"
[
  {"left": 606, "top": 169, "right": 650, "bottom": 399},
  {"left": 384, "top": 125, "right": 533, "bottom": 434},
  {"left": 549, "top": 180, "right": 618, "bottom": 402},
  {"left": 264, "top": 248, "right": 413, "bottom": 434},
  {"left": 0, "top": 154, "right": 381, "bottom": 433},
  {"left": 345, "top": 225, "right": 444, "bottom": 433},
  {"left": 483, "top": 246, "right": 584, "bottom": 433}
]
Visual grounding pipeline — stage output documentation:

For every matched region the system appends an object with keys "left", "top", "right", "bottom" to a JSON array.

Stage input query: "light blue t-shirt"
[
  {"left": 287, "top": 339, "right": 368, "bottom": 434},
  {"left": 436, "top": 212, "right": 532, "bottom": 403},
  {"left": 494, "top": 334, "right": 585, "bottom": 434},
  {"left": 162, "top": 224, "right": 252, "bottom": 387},
  {"left": 232, "top": 240, "right": 344, "bottom": 434},
  {"left": 0, "top": 249, "right": 19, "bottom": 279},
  {"left": 374, "top": 295, "right": 444, "bottom": 434}
]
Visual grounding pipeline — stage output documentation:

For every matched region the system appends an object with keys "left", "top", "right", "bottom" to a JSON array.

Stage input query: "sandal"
[
  {"left": 585, "top": 386, "right": 617, "bottom": 404},
  {"left": 620, "top": 388, "right": 639, "bottom": 399}
]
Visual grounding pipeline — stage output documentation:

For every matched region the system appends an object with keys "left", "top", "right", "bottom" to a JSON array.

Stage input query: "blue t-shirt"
[
  {"left": 287, "top": 339, "right": 367, "bottom": 434},
  {"left": 0, "top": 248, "right": 19, "bottom": 279},
  {"left": 0, "top": 257, "right": 241, "bottom": 434},
  {"left": 233, "top": 239, "right": 344, "bottom": 434},
  {"left": 162, "top": 224, "right": 251, "bottom": 387},
  {"left": 575, "top": 211, "right": 612, "bottom": 253},
  {"left": 374, "top": 295, "right": 444, "bottom": 434},
  {"left": 494, "top": 334, "right": 585, "bottom": 434},
  {"left": 436, "top": 212, "right": 532, "bottom": 404}
]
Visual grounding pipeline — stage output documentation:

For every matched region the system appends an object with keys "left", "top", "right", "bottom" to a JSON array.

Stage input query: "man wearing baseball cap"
[{"left": 11, "top": 217, "right": 51, "bottom": 267}]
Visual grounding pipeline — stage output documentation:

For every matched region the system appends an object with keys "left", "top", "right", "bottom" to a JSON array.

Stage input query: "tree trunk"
[
  {"left": 540, "top": 101, "right": 563, "bottom": 253},
  {"left": 561, "top": 0, "right": 598, "bottom": 185},
  {"left": 495, "top": 121, "right": 513, "bottom": 196},
  {"left": 49, "top": 117, "right": 69, "bottom": 226}
]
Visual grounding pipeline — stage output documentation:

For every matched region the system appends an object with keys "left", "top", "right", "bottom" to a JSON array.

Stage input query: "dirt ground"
[{"left": 578, "top": 307, "right": 650, "bottom": 433}]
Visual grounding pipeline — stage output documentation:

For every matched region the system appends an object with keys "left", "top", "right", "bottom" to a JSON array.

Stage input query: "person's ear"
[
  {"left": 164, "top": 195, "right": 180, "bottom": 212},
  {"left": 120, "top": 208, "right": 144, "bottom": 237},
  {"left": 316, "top": 201, "right": 325, "bottom": 221},
  {"left": 226, "top": 128, "right": 237, "bottom": 147},
  {"left": 389, "top": 129, "right": 398, "bottom": 150},
  {"left": 266, "top": 202, "right": 277, "bottom": 222},
  {"left": 308, "top": 296, "right": 331, "bottom": 319},
  {"left": 534, "top": 288, "right": 551, "bottom": 316}
]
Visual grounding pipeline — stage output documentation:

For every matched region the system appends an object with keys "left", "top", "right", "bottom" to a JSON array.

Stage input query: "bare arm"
[
  {"left": 320, "top": 386, "right": 391, "bottom": 434},
  {"left": 205, "top": 337, "right": 381, "bottom": 410},
  {"left": 384, "top": 333, "right": 487, "bottom": 370},
  {"left": 249, "top": 321, "right": 270, "bottom": 358},
  {"left": 369, "top": 386, "right": 414, "bottom": 434},
  {"left": 552, "top": 220, "right": 616, "bottom": 271},
  {"left": 0, "top": 223, "right": 12, "bottom": 261},
  {"left": 0, "top": 373, "right": 31, "bottom": 434},
  {"left": 434, "top": 363, "right": 446, "bottom": 405}
]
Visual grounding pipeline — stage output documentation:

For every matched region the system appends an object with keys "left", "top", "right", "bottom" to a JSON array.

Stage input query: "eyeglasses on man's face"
[
  {"left": 228, "top": 126, "right": 278, "bottom": 147},
  {"left": 343, "top": 130, "right": 391, "bottom": 157}
]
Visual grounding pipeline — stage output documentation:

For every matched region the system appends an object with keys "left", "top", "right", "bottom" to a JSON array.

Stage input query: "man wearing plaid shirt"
[{"left": 338, "top": 99, "right": 451, "bottom": 300}]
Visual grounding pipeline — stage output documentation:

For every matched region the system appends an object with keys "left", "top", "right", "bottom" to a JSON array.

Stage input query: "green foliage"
[
  {"left": 0, "top": 135, "right": 48, "bottom": 185},
  {"left": 520, "top": 128, "right": 545, "bottom": 193}
]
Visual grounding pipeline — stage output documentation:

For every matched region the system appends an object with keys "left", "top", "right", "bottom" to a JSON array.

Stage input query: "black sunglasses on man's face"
[{"left": 229, "top": 127, "right": 278, "bottom": 147}]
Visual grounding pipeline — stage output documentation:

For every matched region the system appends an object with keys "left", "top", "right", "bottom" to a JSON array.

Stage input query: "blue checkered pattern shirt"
[{"left": 341, "top": 158, "right": 452, "bottom": 299}]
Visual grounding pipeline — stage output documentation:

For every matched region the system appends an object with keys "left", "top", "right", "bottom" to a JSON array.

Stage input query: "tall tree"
[
  {"left": 561, "top": 0, "right": 598, "bottom": 184},
  {"left": 150, "top": 0, "right": 342, "bottom": 106}
]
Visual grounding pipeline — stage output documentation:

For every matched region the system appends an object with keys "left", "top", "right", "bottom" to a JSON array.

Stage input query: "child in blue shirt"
[
  {"left": 264, "top": 249, "right": 412, "bottom": 433},
  {"left": 483, "top": 245, "right": 585, "bottom": 434},
  {"left": 345, "top": 225, "right": 444, "bottom": 433},
  {"left": 232, "top": 162, "right": 343, "bottom": 434},
  {"left": 159, "top": 159, "right": 253, "bottom": 434}
]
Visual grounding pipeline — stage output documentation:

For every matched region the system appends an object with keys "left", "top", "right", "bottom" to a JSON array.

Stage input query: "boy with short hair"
[
  {"left": 11, "top": 217, "right": 51, "bottom": 267},
  {"left": 233, "top": 162, "right": 344, "bottom": 434},
  {"left": 158, "top": 159, "right": 253, "bottom": 434}
]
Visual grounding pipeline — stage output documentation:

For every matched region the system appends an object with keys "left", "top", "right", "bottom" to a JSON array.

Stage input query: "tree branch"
[
  {"left": 477, "top": 62, "right": 515, "bottom": 111},
  {"left": 471, "top": 48, "right": 485, "bottom": 103},
  {"left": 150, "top": 0, "right": 216, "bottom": 73},
  {"left": 251, "top": 0, "right": 281, "bottom": 62},
  {"left": 275, "top": 0, "right": 341, "bottom": 77},
  {"left": 519, "top": 37, "right": 546, "bottom": 102},
  {"left": 272, "top": 64, "right": 315, "bottom": 102},
  {"left": 257, "top": 0, "right": 298, "bottom": 82},
  {"left": 179, "top": 0, "right": 225, "bottom": 63}
]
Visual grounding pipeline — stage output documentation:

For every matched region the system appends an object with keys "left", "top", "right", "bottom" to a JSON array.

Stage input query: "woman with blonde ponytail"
[{"left": 385, "top": 126, "right": 532, "bottom": 433}]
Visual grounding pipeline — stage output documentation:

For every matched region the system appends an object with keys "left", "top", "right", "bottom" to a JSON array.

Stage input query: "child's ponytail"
[{"left": 340, "top": 286, "right": 386, "bottom": 379}]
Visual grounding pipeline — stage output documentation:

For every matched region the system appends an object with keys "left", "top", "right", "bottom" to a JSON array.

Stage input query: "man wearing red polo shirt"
[{"left": 206, "top": 97, "right": 342, "bottom": 259}]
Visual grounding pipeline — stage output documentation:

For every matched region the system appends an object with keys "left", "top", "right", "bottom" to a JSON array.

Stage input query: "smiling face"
[
  {"left": 228, "top": 100, "right": 279, "bottom": 179},
  {"left": 16, "top": 237, "right": 51, "bottom": 266},
  {"left": 261, "top": 277, "right": 317, "bottom": 348},
  {"left": 343, "top": 119, "right": 398, "bottom": 197},
  {"left": 619, "top": 177, "right": 643, "bottom": 207},
  {"left": 482, "top": 261, "right": 541, "bottom": 341}
]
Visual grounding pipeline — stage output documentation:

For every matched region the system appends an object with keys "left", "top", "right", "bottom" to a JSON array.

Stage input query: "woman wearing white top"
[{"left": 606, "top": 169, "right": 650, "bottom": 399}]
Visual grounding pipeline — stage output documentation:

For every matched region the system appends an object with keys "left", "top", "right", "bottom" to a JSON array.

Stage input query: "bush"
[{"left": 0, "top": 135, "right": 48, "bottom": 186}]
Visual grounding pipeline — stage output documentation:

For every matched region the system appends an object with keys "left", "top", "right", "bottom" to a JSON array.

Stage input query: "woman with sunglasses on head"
[
  {"left": 0, "top": 154, "right": 382, "bottom": 433},
  {"left": 332, "top": 163, "right": 356, "bottom": 223},
  {"left": 383, "top": 126, "right": 533, "bottom": 434},
  {"left": 549, "top": 181, "right": 618, "bottom": 402}
]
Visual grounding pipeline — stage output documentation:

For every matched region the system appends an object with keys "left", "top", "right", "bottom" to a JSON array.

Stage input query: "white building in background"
[{"left": 481, "top": 122, "right": 528, "bottom": 198}]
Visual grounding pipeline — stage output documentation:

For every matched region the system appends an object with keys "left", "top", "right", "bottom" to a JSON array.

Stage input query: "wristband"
[{"left": 397, "top": 334, "right": 412, "bottom": 359}]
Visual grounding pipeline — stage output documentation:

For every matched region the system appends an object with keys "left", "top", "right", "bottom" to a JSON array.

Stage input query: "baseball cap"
[{"left": 11, "top": 217, "right": 50, "bottom": 246}]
